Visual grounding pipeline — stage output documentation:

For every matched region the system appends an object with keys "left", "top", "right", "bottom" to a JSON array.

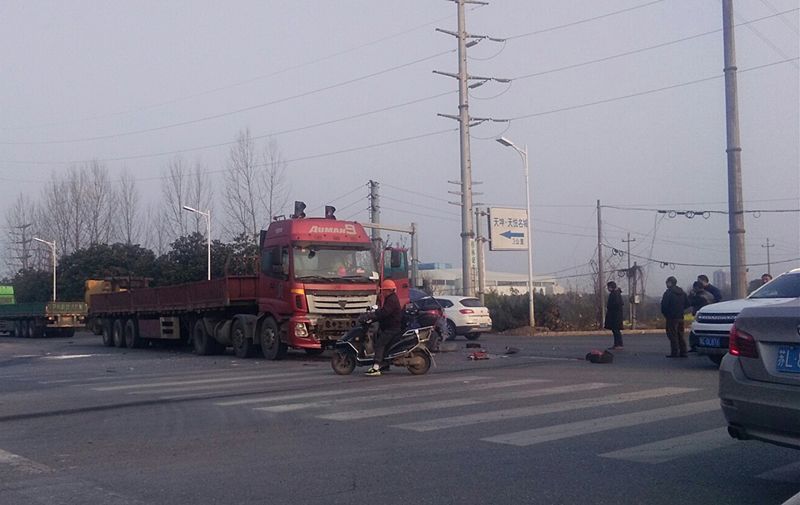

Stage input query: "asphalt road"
[{"left": 0, "top": 331, "right": 797, "bottom": 505}]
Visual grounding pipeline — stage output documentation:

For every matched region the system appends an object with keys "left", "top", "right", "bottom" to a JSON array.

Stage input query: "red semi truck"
[{"left": 89, "top": 207, "right": 409, "bottom": 359}]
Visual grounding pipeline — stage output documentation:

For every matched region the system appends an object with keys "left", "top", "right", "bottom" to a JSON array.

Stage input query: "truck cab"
[{"left": 259, "top": 207, "right": 381, "bottom": 351}]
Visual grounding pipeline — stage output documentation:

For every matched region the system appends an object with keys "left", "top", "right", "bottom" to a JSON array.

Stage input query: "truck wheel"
[
  {"left": 193, "top": 319, "right": 224, "bottom": 355},
  {"left": 25, "top": 320, "right": 34, "bottom": 339},
  {"left": 101, "top": 320, "right": 114, "bottom": 347},
  {"left": 13, "top": 321, "right": 21, "bottom": 338},
  {"left": 231, "top": 319, "right": 256, "bottom": 358},
  {"left": 31, "top": 321, "right": 44, "bottom": 338},
  {"left": 331, "top": 350, "right": 356, "bottom": 375},
  {"left": 124, "top": 319, "right": 142, "bottom": 349},
  {"left": 113, "top": 319, "right": 126, "bottom": 348},
  {"left": 62, "top": 328, "right": 75, "bottom": 338},
  {"left": 259, "top": 317, "right": 286, "bottom": 360},
  {"left": 407, "top": 349, "right": 432, "bottom": 375}
]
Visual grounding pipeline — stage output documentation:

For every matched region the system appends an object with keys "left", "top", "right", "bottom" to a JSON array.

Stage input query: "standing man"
[
  {"left": 661, "top": 276, "right": 689, "bottom": 358},
  {"left": 604, "top": 281, "right": 624, "bottom": 350},
  {"left": 760, "top": 273, "right": 773, "bottom": 285},
  {"left": 697, "top": 274, "right": 722, "bottom": 303},
  {"left": 365, "top": 279, "right": 402, "bottom": 376}
]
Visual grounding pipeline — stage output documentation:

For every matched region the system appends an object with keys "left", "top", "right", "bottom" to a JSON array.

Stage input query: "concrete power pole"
[
  {"left": 597, "top": 200, "right": 604, "bottom": 328},
  {"left": 475, "top": 207, "right": 487, "bottom": 304},
  {"left": 722, "top": 0, "right": 748, "bottom": 299},
  {"left": 762, "top": 238, "right": 774, "bottom": 275},
  {"left": 368, "top": 180, "right": 382, "bottom": 251},
  {"left": 623, "top": 233, "right": 635, "bottom": 329}
]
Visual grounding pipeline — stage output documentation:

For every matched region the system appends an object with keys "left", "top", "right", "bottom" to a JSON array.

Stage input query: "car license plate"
[
  {"left": 777, "top": 346, "right": 800, "bottom": 373},
  {"left": 698, "top": 336, "right": 720, "bottom": 348}
]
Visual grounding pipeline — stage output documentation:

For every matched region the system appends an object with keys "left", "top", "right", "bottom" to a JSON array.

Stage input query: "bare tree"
[
  {"left": 223, "top": 128, "right": 260, "bottom": 242},
  {"left": 83, "top": 161, "right": 114, "bottom": 245},
  {"left": 3, "top": 193, "right": 38, "bottom": 274},
  {"left": 40, "top": 171, "right": 78, "bottom": 255},
  {"left": 187, "top": 159, "right": 214, "bottom": 234},
  {"left": 116, "top": 167, "right": 141, "bottom": 245},
  {"left": 162, "top": 156, "right": 190, "bottom": 239},
  {"left": 260, "top": 137, "right": 290, "bottom": 224}
]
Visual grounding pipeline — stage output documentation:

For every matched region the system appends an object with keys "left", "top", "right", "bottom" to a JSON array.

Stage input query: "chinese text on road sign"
[{"left": 488, "top": 207, "right": 529, "bottom": 251}]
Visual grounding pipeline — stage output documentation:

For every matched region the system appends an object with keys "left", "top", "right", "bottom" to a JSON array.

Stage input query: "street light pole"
[
  {"left": 182, "top": 206, "right": 211, "bottom": 281},
  {"left": 33, "top": 237, "right": 56, "bottom": 301},
  {"left": 496, "top": 137, "right": 535, "bottom": 335}
]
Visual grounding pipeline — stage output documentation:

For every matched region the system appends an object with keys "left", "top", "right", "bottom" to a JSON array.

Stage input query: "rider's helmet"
[{"left": 380, "top": 279, "right": 397, "bottom": 291}]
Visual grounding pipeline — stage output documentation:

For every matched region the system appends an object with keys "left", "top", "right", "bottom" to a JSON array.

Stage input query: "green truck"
[{"left": 0, "top": 286, "right": 87, "bottom": 338}]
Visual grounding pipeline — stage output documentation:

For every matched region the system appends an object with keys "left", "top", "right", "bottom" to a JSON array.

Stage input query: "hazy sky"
[{"left": 1, "top": 0, "right": 798, "bottom": 295}]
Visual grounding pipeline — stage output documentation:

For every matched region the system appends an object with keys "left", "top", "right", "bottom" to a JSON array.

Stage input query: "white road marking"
[
  {"left": 215, "top": 375, "right": 490, "bottom": 406},
  {"left": 482, "top": 399, "right": 719, "bottom": 447},
  {"left": 395, "top": 387, "right": 698, "bottom": 432},
  {"left": 320, "top": 382, "right": 617, "bottom": 422},
  {"left": 43, "top": 354, "right": 95, "bottom": 360},
  {"left": 92, "top": 370, "right": 320, "bottom": 391},
  {"left": 131, "top": 372, "right": 334, "bottom": 395},
  {"left": 0, "top": 448, "right": 53, "bottom": 474},
  {"left": 256, "top": 378, "right": 551, "bottom": 413},
  {"left": 599, "top": 428, "right": 735, "bottom": 464}
]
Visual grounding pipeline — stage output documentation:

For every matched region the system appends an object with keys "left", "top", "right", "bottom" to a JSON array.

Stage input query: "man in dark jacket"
[
  {"left": 661, "top": 276, "right": 689, "bottom": 357},
  {"left": 604, "top": 281, "right": 624, "bottom": 350},
  {"left": 366, "top": 279, "right": 402, "bottom": 376},
  {"left": 697, "top": 274, "right": 722, "bottom": 303},
  {"left": 688, "top": 281, "right": 714, "bottom": 315}
]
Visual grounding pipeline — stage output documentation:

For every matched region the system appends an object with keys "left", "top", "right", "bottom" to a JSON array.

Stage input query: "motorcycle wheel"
[
  {"left": 331, "top": 350, "right": 356, "bottom": 375},
  {"left": 407, "top": 349, "right": 431, "bottom": 375}
]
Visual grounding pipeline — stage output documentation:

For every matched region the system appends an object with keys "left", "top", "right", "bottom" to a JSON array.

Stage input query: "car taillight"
[
  {"left": 459, "top": 309, "right": 474, "bottom": 314},
  {"left": 729, "top": 323, "right": 758, "bottom": 358}
]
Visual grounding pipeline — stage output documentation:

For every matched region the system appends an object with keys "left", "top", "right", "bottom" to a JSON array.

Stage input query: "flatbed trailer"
[{"left": 0, "top": 301, "right": 88, "bottom": 338}]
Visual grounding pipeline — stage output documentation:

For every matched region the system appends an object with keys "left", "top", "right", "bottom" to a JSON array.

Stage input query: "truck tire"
[
  {"left": 259, "top": 317, "right": 286, "bottom": 360},
  {"left": 124, "top": 319, "right": 143, "bottom": 349},
  {"left": 101, "top": 320, "right": 114, "bottom": 347},
  {"left": 62, "top": 328, "right": 75, "bottom": 338},
  {"left": 112, "top": 319, "right": 126, "bottom": 348},
  {"left": 25, "top": 320, "right": 34, "bottom": 339},
  {"left": 193, "top": 319, "right": 225, "bottom": 356},
  {"left": 13, "top": 321, "right": 21, "bottom": 338},
  {"left": 231, "top": 319, "right": 256, "bottom": 358}
]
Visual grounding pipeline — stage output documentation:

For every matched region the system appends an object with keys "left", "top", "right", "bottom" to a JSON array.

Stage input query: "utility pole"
[
  {"left": 12, "top": 223, "right": 33, "bottom": 271},
  {"left": 435, "top": 0, "right": 505, "bottom": 296},
  {"left": 368, "top": 180, "right": 382, "bottom": 252},
  {"left": 411, "top": 223, "right": 419, "bottom": 288},
  {"left": 474, "top": 207, "right": 487, "bottom": 304},
  {"left": 722, "top": 0, "right": 748, "bottom": 299},
  {"left": 622, "top": 233, "right": 635, "bottom": 329},
  {"left": 596, "top": 200, "right": 604, "bottom": 328},
  {"left": 631, "top": 261, "right": 639, "bottom": 330},
  {"left": 762, "top": 237, "right": 774, "bottom": 275}
]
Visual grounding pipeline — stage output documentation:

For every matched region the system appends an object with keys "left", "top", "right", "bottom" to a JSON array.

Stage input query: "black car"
[{"left": 407, "top": 289, "right": 447, "bottom": 351}]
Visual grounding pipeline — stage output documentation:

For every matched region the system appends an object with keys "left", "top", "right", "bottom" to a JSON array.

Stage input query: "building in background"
[
  {"left": 417, "top": 263, "right": 563, "bottom": 296},
  {"left": 713, "top": 269, "right": 731, "bottom": 298}
]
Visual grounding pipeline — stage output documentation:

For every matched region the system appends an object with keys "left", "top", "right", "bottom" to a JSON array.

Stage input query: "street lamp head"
[
  {"left": 182, "top": 205, "right": 198, "bottom": 213},
  {"left": 496, "top": 137, "right": 515, "bottom": 148}
]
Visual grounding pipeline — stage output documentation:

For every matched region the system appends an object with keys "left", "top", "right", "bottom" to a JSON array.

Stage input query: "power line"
[
  {"left": 602, "top": 243, "right": 800, "bottom": 268},
  {"left": 1, "top": 13, "right": 458, "bottom": 133},
  {"left": 1, "top": 50, "right": 454, "bottom": 145},
  {"left": 506, "top": 0, "right": 665, "bottom": 40}
]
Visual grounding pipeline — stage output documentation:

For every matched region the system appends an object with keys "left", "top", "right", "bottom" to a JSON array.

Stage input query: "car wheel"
[{"left": 445, "top": 320, "right": 457, "bottom": 341}]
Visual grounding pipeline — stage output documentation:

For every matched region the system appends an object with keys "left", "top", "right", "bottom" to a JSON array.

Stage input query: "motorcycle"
[{"left": 331, "top": 308, "right": 433, "bottom": 376}]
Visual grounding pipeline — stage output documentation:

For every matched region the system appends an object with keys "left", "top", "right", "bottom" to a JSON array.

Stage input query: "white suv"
[
  {"left": 434, "top": 296, "right": 493, "bottom": 341},
  {"left": 690, "top": 267, "right": 800, "bottom": 365}
]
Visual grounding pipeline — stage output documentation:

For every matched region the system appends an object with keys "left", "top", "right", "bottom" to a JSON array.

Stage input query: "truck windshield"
[{"left": 293, "top": 246, "right": 377, "bottom": 282}]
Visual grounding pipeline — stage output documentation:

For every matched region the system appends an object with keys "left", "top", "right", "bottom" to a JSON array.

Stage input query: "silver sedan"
[{"left": 719, "top": 298, "right": 800, "bottom": 449}]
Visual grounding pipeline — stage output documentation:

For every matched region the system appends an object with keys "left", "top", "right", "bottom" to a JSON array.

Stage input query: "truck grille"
[{"left": 306, "top": 291, "right": 377, "bottom": 315}]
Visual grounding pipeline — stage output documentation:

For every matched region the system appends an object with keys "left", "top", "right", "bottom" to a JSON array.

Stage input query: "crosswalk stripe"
[
  {"left": 92, "top": 371, "right": 321, "bottom": 391},
  {"left": 127, "top": 372, "right": 334, "bottom": 395},
  {"left": 599, "top": 428, "right": 735, "bottom": 464},
  {"left": 482, "top": 399, "right": 719, "bottom": 447},
  {"left": 256, "top": 379, "right": 551, "bottom": 413},
  {"left": 757, "top": 461, "right": 800, "bottom": 484},
  {"left": 320, "top": 398, "right": 481, "bottom": 420},
  {"left": 321, "top": 382, "right": 617, "bottom": 422},
  {"left": 215, "top": 375, "right": 489, "bottom": 406},
  {"left": 394, "top": 387, "right": 698, "bottom": 432}
]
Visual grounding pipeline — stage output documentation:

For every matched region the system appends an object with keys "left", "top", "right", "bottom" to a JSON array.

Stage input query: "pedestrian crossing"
[{"left": 57, "top": 366, "right": 796, "bottom": 482}]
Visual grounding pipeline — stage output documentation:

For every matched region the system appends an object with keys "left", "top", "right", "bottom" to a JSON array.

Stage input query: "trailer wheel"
[
  {"left": 124, "top": 319, "right": 142, "bottom": 349},
  {"left": 231, "top": 319, "right": 256, "bottom": 358},
  {"left": 101, "top": 320, "right": 114, "bottom": 346},
  {"left": 193, "top": 319, "right": 224, "bottom": 355},
  {"left": 112, "top": 319, "right": 126, "bottom": 348},
  {"left": 24, "top": 320, "right": 33, "bottom": 338},
  {"left": 259, "top": 317, "right": 286, "bottom": 360},
  {"left": 12, "top": 321, "right": 21, "bottom": 338}
]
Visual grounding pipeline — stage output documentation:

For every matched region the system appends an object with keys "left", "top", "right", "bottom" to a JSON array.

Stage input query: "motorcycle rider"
[{"left": 365, "top": 279, "right": 402, "bottom": 376}]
